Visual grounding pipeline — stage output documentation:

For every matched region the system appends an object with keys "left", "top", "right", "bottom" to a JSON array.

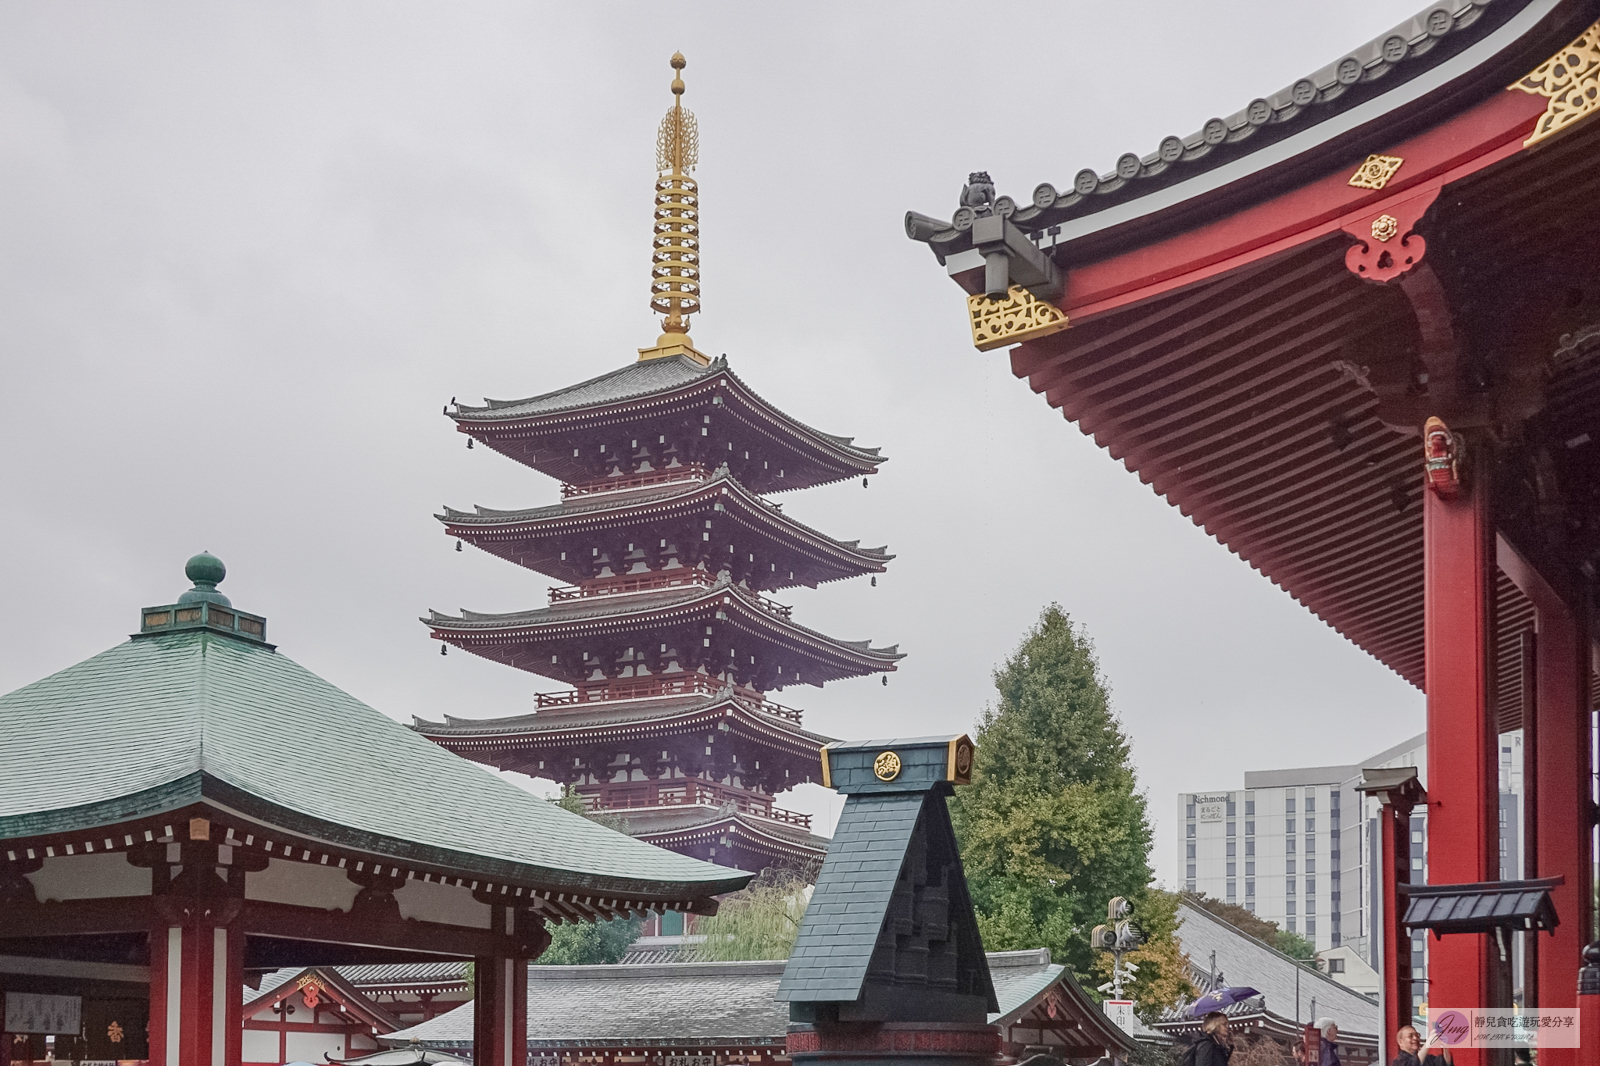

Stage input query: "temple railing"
[
  {"left": 587, "top": 784, "right": 812, "bottom": 830},
  {"left": 533, "top": 676, "right": 805, "bottom": 724},
  {"left": 561, "top": 463, "right": 708, "bottom": 499},
  {"left": 548, "top": 569, "right": 716, "bottom": 603}
]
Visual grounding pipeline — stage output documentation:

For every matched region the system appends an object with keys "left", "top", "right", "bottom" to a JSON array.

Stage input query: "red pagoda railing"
[
  {"left": 589, "top": 783, "right": 812, "bottom": 830},
  {"left": 561, "top": 463, "right": 708, "bottom": 499},
  {"left": 548, "top": 569, "right": 716, "bottom": 603},
  {"left": 532, "top": 676, "right": 804, "bottom": 724}
]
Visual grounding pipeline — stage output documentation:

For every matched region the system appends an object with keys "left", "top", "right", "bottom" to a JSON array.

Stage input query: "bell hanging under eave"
[{"left": 440, "top": 644, "right": 448, "bottom": 656}]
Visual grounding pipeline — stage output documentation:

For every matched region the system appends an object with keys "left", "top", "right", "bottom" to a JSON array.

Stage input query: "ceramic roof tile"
[
  {"left": 0, "top": 629, "right": 745, "bottom": 899},
  {"left": 461, "top": 357, "right": 722, "bottom": 420}
]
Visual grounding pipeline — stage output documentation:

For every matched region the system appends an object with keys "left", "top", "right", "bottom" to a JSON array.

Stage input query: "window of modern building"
[
  {"left": 1187, "top": 824, "right": 1196, "bottom": 838},
  {"left": 1286, "top": 838, "right": 1296, "bottom": 855},
  {"left": 1187, "top": 802, "right": 1196, "bottom": 818},
  {"left": 1287, "top": 878, "right": 1296, "bottom": 895},
  {"left": 1306, "top": 878, "right": 1316, "bottom": 894},
  {"left": 1227, "top": 800, "right": 1237, "bottom": 816},
  {"left": 1226, "top": 841, "right": 1236, "bottom": 857},
  {"left": 1306, "top": 834, "right": 1316, "bottom": 852},
  {"left": 1286, "top": 818, "right": 1297, "bottom": 834},
  {"left": 1287, "top": 859, "right": 1297, "bottom": 874},
  {"left": 1412, "top": 857, "right": 1424, "bottom": 871},
  {"left": 1245, "top": 840, "right": 1255, "bottom": 857},
  {"left": 1287, "top": 900, "right": 1297, "bottom": 915},
  {"left": 1287, "top": 918, "right": 1297, "bottom": 932},
  {"left": 1412, "top": 830, "right": 1424, "bottom": 843},
  {"left": 1245, "top": 820, "right": 1255, "bottom": 835},
  {"left": 1306, "top": 899, "right": 1316, "bottom": 915},
  {"left": 1245, "top": 879, "right": 1255, "bottom": 896},
  {"left": 1245, "top": 862, "right": 1255, "bottom": 876},
  {"left": 1329, "top": 791, "right": 1340, "bottom": 809},
  {"left": 1187, "top": 843, "right": 1196, "bottom": 859},
  {"left": 1305, "top": 796, "right": 1315, "bottom": 813},
  {"left": 1245, "top": 799, "right": 1256, "bottom": 815},
  {"left": 1187, "top": 865, "right": 1196, "bottom": 878},
  {"left": 1306, "top": 918, "right": 1316, "bottom": 935},
  {"left": 1306, "top": 858, "right": 1316, "bottom": 874},
  {"left": 1286, "top": 797, "right": 1296, "bottom": 814},
  {"left": 1305, "top": 817, "right": 1316, "bottom": 833},
  {"left": 1227, "top": 880, "right": 1236, "bottom": 899},
  {"left": 1187, "top": 880, "right": 1197, "bottom": 892},
  {"left": 1227, "top": 821, "right": 1236, "bottom": 836},
  {"left": 1328, "top": 958, "right": 1345, "bottom": 974}
]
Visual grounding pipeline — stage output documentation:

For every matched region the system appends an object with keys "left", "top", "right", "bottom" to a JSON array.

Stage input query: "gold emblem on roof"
[
  {"left": 1513, "top": 19, "right": 1600, "bottom": 147},
  {"left": 873, "top": 750, "right": 902, "bottom": 781},
  {"left": 968, "top": 285, "right": 1070, "bottom": 351},
  {"left": 640, "top": 52, "right": 709, "bottom": 366},
  {"left": 1348, "top": 154, "right": 1404, "bottom": 190}
]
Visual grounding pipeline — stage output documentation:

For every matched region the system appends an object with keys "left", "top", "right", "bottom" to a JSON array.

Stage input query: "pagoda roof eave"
[
  {"left": 450, "top": 355, "right": 885, "bottom": 487},
  {"left": 423, "top": 580, "right": 903, "bottom": 672},
  {"left": 909, "top": 0, "right": 1583, "bottom": 267},
  {"left": 436, "top": 468, "right": 893, "bottom": 579},
  {"left": 411, "top": 692, "right": 835, "bottom": 749}
]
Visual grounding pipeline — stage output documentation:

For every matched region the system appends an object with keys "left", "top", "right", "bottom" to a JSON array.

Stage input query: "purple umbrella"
[{"left": 1188, "top": 986, "right": 1261, "bottom": 1016}]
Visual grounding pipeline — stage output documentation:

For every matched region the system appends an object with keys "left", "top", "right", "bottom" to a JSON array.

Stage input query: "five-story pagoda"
[{"left": 416, "top": 55, "right": 900, "bottom": 875}]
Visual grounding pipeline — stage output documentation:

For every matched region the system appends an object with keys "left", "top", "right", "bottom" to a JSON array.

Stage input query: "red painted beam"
[{"left": 1035, "top": 88, "right": 1546, "bottom": 324}]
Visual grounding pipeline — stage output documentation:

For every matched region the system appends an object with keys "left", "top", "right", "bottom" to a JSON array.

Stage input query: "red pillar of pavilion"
[
  {"left": 1421, "top": 428, "right": 1497, "bottom": 1062},
  {"left": 473, "top": 906, "right": 535, "bottom": 1066},
  {"left": 1501, "top": 536, "right": 1595, "bottom": 1066},
  {"left": 147, "top": 829, "right": 246, "bottom": 1066}
]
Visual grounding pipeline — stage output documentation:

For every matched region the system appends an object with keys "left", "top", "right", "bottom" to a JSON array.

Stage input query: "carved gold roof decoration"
[
  {"left": 641, "top": 52, "right": 708, "bottom": 365},
  {"left": 1513, "top": 18, "right": 1600, "bottom": 147}
]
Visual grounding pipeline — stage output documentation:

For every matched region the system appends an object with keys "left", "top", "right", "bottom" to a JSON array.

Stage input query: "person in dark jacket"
[
  {"left": 1314, "top": 1018, "right": 1342, "bottom": 1066},
  {"left": 1193, "top": 1012, "right": 1232, "bottom": 1066},
  {"left": 1390, "top": 1024, "right": 1453, "bottom": 1066}
]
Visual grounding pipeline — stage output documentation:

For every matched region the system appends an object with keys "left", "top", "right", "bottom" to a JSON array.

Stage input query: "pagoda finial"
[{"left": 641, "top": 52, "right": 708, "bottom": 365}]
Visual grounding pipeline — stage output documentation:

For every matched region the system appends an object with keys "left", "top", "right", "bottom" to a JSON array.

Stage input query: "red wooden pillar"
[
  {"left": 1518, "top": 631, "right": 1538, "bottom": 1014},
  {"left": 1360, "top": 769, "right": 1423, "bottom": 1064},
  {"left": 1422, "top": 429, "right": 1497, "bottom": 1064},
  {"left": 148, "top": 915, "right": 244, "bottom": 1066},
  {"left": 475, "top": 904, "right": 530, "bottom": 1066},
  {"left": 1499, "top": 535, "right": 1595, "bottom": 1065},
  {"left": 1532, "top": 591, "right": 1590, "bottom": 1066}
]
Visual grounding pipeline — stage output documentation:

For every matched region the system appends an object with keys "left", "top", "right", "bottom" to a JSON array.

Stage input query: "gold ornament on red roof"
[
  {"left": 1514, "top": 19, "right": 1600, "bottom": 146},
  {"left": 1348, "top": 154, "right": 1404, "bottom": 190},
  {"left": 968, "top": 286, "right": 1070, "bottom": 351}
]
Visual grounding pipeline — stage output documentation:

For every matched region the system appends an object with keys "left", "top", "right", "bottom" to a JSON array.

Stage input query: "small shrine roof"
[
  {"left": 911, "top": 0, "right": 1575, "bottom": 258},
  {"left": 0, "top": 559, "right": 747, "bottom": 903},
  {"left": 379, "top": 951, "right": 1085, "bottom": 1049},
  {"left": 413, "top": 690, "right": 832, "bottom": 748},
  {"left": 1161, "top": 902, "right": 1380, "bottom": 1038},
  {"left": 459, "top": 355, "right": 726, "bottom": 420},
  {"left": 623, "top": 805, "right": 830, "bottom": 856}
]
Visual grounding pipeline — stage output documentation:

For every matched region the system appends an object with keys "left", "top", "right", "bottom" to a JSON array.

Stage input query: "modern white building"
[{"left": 1180, "top": 731, "right": 1525, "bottom": 993}]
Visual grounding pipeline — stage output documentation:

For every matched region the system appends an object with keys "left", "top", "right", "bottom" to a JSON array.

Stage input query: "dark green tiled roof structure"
[
  {"left": 0, "top": 555, "right": 747, "bottom": 913},
  {"left": 778, "top": 735, "right": 996, "bottom": 1024}
]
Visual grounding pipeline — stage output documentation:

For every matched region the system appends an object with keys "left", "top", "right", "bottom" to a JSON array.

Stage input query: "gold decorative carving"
[
  {"left": 1513, "top": 19, "right": 1600, "bottom": 146},
  {"left": 873, "top": 750, "right": 902, "bottom": 782},
  {"left": 1371, "top": 214, "right": 1399, "bottom": 242},
  {"left": 1349, "top": 154, "right": 1404, "bottom": 190},
  {"left": 968, "top": 285, "right": 1070, "bottom": 351},
  {"left": 643, "top": 52, "right": 703, "bottom": 361}
]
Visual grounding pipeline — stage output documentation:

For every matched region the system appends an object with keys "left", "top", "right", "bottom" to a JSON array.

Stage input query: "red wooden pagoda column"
[
  {"left": 1422, "top": 426, "right": 1497, "bottom": 1064},
  {"left": 148, "top": 908, "right": 245, "bottom": 1066},
  {"left": 1500, "top": 535, "right": 1594, "bottom": 1066}
]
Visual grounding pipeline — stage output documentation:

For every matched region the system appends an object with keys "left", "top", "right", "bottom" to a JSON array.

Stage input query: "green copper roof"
[{"left": 0, "top": 622, "right": 748, "bottom": 900}]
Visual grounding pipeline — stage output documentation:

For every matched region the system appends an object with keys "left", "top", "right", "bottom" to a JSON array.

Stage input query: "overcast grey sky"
[{"left": 0, "top": 1, "right": 1429, "bottom": 887}]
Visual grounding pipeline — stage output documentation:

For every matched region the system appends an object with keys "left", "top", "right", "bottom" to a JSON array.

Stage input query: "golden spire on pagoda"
[{"left": 640, "top": 52, "right": 708, "bottom": 364}]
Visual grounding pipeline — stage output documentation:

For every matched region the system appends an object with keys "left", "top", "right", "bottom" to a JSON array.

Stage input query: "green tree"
[
  {"left": 693, "top": 867, "right": 812, "bottom": 961},
  {"left": 1187, "top": 892, "right": 1283, "bottom": 944},
  {"left": 1274, "top": 929, "right": 1317, "bottom": 965},
  {"left": 951, "top": 606, "right": 1189, "bottom": 1017},
  {"left": 528, "top": 787, "right": 641, "bottom": 965}
]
